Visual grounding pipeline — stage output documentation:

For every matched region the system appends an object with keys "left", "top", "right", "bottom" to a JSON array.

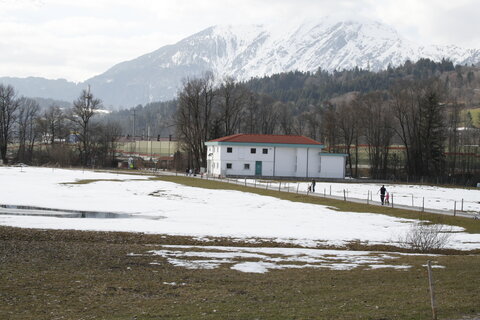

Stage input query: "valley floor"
[{"left": 1, "top": 166, "right": 480, "bottom": 319}]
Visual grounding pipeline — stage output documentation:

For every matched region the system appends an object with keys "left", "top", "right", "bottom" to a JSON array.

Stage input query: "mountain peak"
[{"left": 3, "top": 18, "right": 479, "bottom": 108}]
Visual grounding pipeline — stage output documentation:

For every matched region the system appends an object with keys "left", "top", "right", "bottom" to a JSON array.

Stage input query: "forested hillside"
[
  {"left": 169, "top": 59, "right": 480, "bottom": 184},
  {"left": 2, "top": 58, "right": 479, "bottom": 184}
]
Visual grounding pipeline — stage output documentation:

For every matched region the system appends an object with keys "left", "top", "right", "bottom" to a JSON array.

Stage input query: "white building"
[{"left": 205, "top": 134, "right": 347, "bottom": 179}]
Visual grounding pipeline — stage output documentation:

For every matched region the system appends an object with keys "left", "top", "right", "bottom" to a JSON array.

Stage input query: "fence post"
[
  {"left": 454, "top": 201, "right": 456, "bottom": 216},
  {"left": 343, "top": 189, "right": 346, "bottom": 201},
  {"left": 254, "top": 179, "right": 256, "bottom": 188},
  {"left": 422, "top": 197, "right": 425, "bottom": 212},
  {"left": 266, "top": 182, "right": 269, "bottom": 190},
  {"left": 411, "top": 194, "right": 414, "bottom": 207},
  {"left": 367, "top": 191, "right": 369, "bottom": 204},
  {"left": 278, "top": 182, "right": 281, "bottom": 192},
  {"left": 461, "top": 199, "right": 464, "bottom": 212},
  {"left": 324, "top": 188, "right": 326, "bottom": 197},
  {"left": 296, "top": 183, "right": 299, "bottom": 194},
  {"left": 427, "top": 261, "right": 438, "bottom": 320},
  {"left": 391, "top": 194, "right": 394, "bottom": 208},
  {"left": 244, "top": 177, "right": 247, "bottom": 187},
  {"left": 330, "top": 185, "right": 332, "bottom": 196}
]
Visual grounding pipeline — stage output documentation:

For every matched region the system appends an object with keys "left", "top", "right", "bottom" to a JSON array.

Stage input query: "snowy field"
[
  {"left": 1, "top": 166, "right": 479, "bottom": 272},
  {"left": 241, "top": 179, "right": 480, "bottom": 213}
]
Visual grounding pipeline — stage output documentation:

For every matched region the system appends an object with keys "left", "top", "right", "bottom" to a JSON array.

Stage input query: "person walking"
[
  {"left": 311, "top": 179, "right": 316, "bottom": 193},
  {"left": 385, "top": 191, "right": 390, "bottom": 205},
  {"left": 379, "top": 185, "right": 386, "bottom": 205}
]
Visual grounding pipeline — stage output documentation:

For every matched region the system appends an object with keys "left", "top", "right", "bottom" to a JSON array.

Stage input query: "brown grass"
[{"left": 1, "top": 227, "right": 479, "bottom": 320}]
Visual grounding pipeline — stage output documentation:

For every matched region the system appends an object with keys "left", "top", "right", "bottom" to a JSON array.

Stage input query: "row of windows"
[
  {"left": 227, "top": 147, "right": 268, "bottom": 154},
  {"left": 226, "top": 163, "right": 250, "bottom": 170}
]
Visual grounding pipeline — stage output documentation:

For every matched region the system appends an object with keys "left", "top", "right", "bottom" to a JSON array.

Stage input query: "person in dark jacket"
[
  {"left": 379, "top": 185, "right": 386, "bottom": 205},
  {"left": 311, "top": 179, "right": 316, "bottom": 193}
]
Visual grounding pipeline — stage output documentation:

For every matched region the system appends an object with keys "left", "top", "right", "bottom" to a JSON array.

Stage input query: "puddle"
[{"left": 0, "top": 204, "right": 163, "bottom": 220}]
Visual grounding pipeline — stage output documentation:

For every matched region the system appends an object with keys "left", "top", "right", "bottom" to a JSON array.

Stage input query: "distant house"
[{"left": 205, "top": 134, "right": 347, "bottom": 179}]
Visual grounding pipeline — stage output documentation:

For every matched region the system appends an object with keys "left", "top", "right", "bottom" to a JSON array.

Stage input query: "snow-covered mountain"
[{"left": 2, "top": 17, "right": 480, "bottom": 109}]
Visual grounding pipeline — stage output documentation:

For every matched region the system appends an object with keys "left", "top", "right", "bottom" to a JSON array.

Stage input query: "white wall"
[
  {"left": 207, "top": 145, "right": 275, "bottom": 176},
  {"left": 207, "top": 144, "right": 345, "bottom": 179},
  {"left": 274, "top": 148, "right": 297, "bottom": 176},
  {"left": 319, "top": 155, "right": 345, "bottom": 178},
  {"left": 307, "top": 150, "right": 322, "bottom": 178}
]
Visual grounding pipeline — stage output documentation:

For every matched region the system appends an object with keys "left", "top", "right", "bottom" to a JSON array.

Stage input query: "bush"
[{"left": 398, "top": 223, "right": 452, "bottom": 252}]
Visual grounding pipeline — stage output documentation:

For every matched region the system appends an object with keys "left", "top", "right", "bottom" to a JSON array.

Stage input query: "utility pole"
[
  {"left": 132, "top": 108, "right": 136, "bottom": 154},
  {"left": 132, "top": 109, "right": 136, "bottom": 139}
]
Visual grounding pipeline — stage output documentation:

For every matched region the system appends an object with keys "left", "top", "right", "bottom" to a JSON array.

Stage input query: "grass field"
[
  {"left": 1, "top": 175, "right": 480, "bottom": 320},
  {"left": 464, "top": 107, "right": 480, "bottom": 127},
  {"left": 2, "top": 227, "right": 480, "bottom": 320}
]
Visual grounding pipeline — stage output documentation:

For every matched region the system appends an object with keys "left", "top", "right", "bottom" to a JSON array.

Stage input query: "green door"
[{"left": 255, "top": 161, "right": 262, "bottom": 176}]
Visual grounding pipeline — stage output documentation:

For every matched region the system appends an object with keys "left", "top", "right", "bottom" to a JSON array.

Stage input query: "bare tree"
[
  {"left": 176, "top": 73, "right": 215, "bottom": 170},
  {"left": 16, "top": 98, "right": 40, "bottom": 163},
  {"left": 336, "top": 100, "right": 359, "bottom": 177},
  {"left": 321, "top": 101, "right": 338, "bottom": 152},
  {"left": 39, "top": 105, "right": 67, "bottom": 144},
  {"left": 71, "top": 88, "right": 102, "bottom": 166},
  {"left": 0, "top": 84, "right": 20, "bottom": 164},
  {"left": 243, "top": 93, "right": 258, "bottom": 134},
  {"left": 90, "top": 121, "right": 122, "bottom": 167},
  {"left": 277, "top": 101, "right": 294, "bottom": 135},
  {"left": 292, "top": 112, "right": 308, "bottom": 136},
  {"left": 358, "top": 92, "right": 394, "bottom": 179},
  {"left": 256, "top": 94, "right": 278, "bottom": 134},
  {"left": 446, "top": 96, "right": 461, "bottom": 177},
  {"left": 390, "top": 80, "right": 446, "bottom": 179},
  {"left": 217, "top": 77, "right": 246, "bottom": 136}
]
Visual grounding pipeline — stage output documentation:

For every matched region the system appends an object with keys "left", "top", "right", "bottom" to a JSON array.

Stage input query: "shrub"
[{"left": 398, "top": 223, "right": 452, "bottom": 252}]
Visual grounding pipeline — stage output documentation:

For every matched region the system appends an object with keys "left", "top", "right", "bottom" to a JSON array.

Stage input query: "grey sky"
[{"left": 1, "top": 0, "right": 479, "bottom": 82}]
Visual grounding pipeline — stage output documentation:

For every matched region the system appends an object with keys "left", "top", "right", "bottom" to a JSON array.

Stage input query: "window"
[
  {"left": 250, "top": 148, "right": 256, "bottom": 154},
  {"left": 244, "top": 163, "right": 250, "bottom": 170},
  {"left": 227, "top": 147, "right": 232, "bottom": 153},
  {"left": 226, "top": 163, "right": 232, "bottom": 169},
  {"left": 262, "top": 148, "right": 268, "bottom": 154}
]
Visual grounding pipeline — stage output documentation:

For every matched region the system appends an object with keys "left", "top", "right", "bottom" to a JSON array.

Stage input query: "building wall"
[
  {"left": 207, "top": 145, "right": 275, "bottom": 176},
  {"left": 207, "top": 144, "right": 346, "bottom": 179},
  {"left": 274, "top": 147, "right": 297, "bottom": 176},
  {"left": 319, "top": 155, "right": 346, "bottom": 178}
]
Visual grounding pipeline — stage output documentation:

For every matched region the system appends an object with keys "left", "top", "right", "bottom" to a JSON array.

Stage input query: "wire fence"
[{"left": 146, "top": 169, "right": 480, "bottom": 220}]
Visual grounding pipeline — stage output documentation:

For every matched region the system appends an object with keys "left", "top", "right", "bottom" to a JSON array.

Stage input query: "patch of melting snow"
[
  {"left": 163, "top": 282, "right": 186, "bottom": 286},
  {"left": 368, "top": 264, "right": 412, "bottom": 270},
  {"left": 142, "top": 245, "right": 433, "bottom": 274}
]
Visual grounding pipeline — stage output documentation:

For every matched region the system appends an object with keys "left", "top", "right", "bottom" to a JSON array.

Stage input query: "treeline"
[
  {"left": 0, "top": 85, "right": 120, "bottom": 167},
  {"left": 174, "top": 60, "right": 479, "bottom": 185},
  {"left": 108, "top": 100, "right": 177, "bottom": 139},
  {"left": 245, "top": 58, "right": 460, "bottom": 105}
]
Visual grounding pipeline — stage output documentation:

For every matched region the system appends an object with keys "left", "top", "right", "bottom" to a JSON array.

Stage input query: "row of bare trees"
[
  {"left": 322, "top": 79, "right": 479, "bottom": 182},
  {"left": 175, "top": 74, "right": 479, "bottom": 183},
  {"left": 176, "top": 74, "right": 329, "bottom": 169},
  {"left": 0, "top": 84, "right": 121, "bottom": 167}
]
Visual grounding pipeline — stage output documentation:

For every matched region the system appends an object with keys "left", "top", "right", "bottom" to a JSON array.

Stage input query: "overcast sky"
[{"left": 1, "top": 0, "right": 479, "bottom": 82}]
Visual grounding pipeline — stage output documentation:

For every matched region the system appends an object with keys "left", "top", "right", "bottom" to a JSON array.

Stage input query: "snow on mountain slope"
[
  {"left": 3, "top": 17, "right": 480, "bottom": 108},
  {"left": 86, "top": 17, "right": 479, "bottom": 107}
]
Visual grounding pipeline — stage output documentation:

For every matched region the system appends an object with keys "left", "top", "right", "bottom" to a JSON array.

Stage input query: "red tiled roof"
[{"left": 208, "top": 134, "right": 322, "bottom": 145}]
